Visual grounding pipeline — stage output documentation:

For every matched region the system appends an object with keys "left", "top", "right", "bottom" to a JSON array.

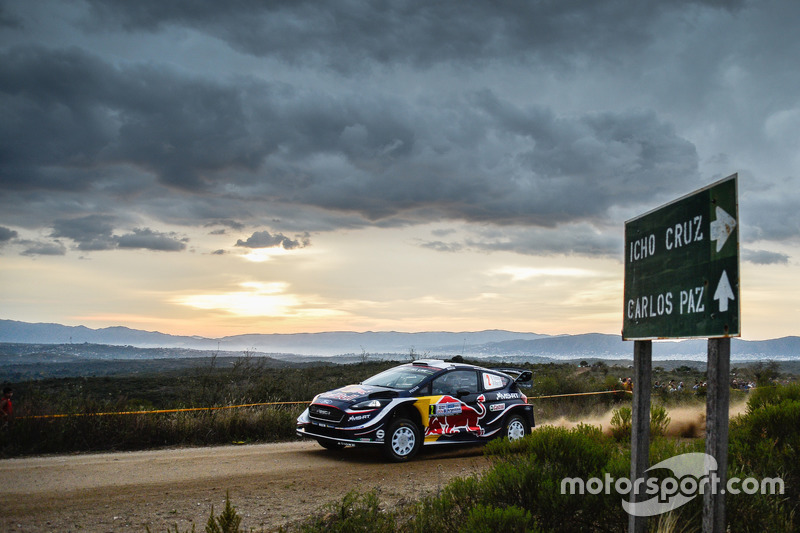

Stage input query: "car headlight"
[{"left": 351, "top": 399, "right": 384, "bottom": 410}]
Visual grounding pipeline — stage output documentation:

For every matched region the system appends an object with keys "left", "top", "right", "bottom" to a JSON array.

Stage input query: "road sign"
[{"left": 623, "top": 174, "right": 740, "bottom": 340}]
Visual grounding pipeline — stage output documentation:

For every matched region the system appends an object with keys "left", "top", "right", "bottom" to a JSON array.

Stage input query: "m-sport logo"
[{"left": 561, "top": 453, "right": 784, "bottom": 517}]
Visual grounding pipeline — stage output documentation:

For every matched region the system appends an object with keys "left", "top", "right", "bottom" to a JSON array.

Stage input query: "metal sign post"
[
  {"left": 628, "top": 340, "right": 651, "bottom": 533},
  {"left": 623, "top": 174, "right": 740, "bottom": 533},
  {"left": 704, "top": 337, "right": 731, "bottom": 532}
]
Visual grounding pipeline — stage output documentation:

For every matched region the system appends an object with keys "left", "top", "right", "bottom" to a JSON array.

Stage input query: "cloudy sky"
[{"left": 1, "top": 0, "right": 798, "bottom": 340}]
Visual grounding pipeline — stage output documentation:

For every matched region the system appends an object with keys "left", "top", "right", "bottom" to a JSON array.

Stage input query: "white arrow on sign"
[
  {"left": 710, "top": 206, "right": 736, "bottom": 253},
  {"left": 714, "top": 270, "right": 735, "bottom": 313}
]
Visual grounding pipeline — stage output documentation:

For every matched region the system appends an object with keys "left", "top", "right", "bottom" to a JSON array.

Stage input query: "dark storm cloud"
[
  {"left": 420, "top": 241, "right": 464, "bottom": 253},
  {"left": 19, "top": 239, "right": 66, "bottom": 256},
  {"left": 2, "top": 0, "right": 795, "bottom": 260},
  {"left": 49, "top": 215, "right": 187, "bottom": 252},
  {"left": 0, "top": 45, "right": 699, "bottom": 235},
  {"left": 0, "top": 2, "right": 22, "bottom": 29},
  {"left": 740, "top": 189, "right": 800, "bottom": 244},
  {"left": 82, "top": 0, "right": 743, "bottom": 71},
  {"left": 0, "top": 45, "right": 267, "bottom": 192},
  {"left": 115, "top": 228, "right": 187, "bottom": 251},
  {"left": 464, "top": 224, "right": 622, "bottom": 257},
  {"left": 0, "top": 226, "right": 18, "bottom": 243},
  {"left": 51, "top": 214, "right": 116, "bottom": 251},
  {"left": 205, "top": 220, "right": 245, "bottom": 232},
  {"left": 742, "top": 249, "right": 790, "bottom": 265},
  {"left": 235, "top": 230, "right": 309, "bottom": 250}
]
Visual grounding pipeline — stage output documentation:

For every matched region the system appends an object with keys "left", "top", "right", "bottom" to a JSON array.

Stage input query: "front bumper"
[
  {"left": 296, "top": 406, "right": 388, "bottom": 445},
  {"left": 296, "top": 423, "right": 385, "bottom": 445}
]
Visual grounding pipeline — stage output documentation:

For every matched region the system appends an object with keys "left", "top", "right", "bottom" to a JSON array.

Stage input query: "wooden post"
[
  {"left": 703, "top": 337, "right": 731, "bottom": 533},
  {"left": 628, "top": 340, "right": 652, "bottom": 533}
]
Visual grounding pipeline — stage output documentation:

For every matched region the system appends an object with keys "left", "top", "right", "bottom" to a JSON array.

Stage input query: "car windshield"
[{"left": 362, "top": 366, "right": 437, "bottom": 390}]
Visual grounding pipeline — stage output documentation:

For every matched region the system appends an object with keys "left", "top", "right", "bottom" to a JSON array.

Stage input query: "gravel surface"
[{"left": 0, "top": 440, "right": 491, "bottom": 532}]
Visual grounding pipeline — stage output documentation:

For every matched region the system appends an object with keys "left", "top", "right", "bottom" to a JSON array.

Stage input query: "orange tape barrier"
[
  {"left": 527, "top": 389, "right": 632, "bottom": 401},
  {"left": 19, "top": 390, "right": 633, "bottom": 419},
  {"left": 18, "top": 401, "right": 308, "bottom": 420}
]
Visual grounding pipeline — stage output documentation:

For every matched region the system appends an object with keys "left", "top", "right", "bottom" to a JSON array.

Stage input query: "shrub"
[
  {"left": 610, "top": 405, "right": 632, "bottom": 440},
  {"left": 725, "top": 384, "right": 800, "bottom": 531},
  {"left": 649, "top": 403, "right": 671, "bottom": 437},
  {"left": 296, "top": 490, "right": 396, "bottom": 533},
  {"left": 407, "top": 476, "right": 483, "bottom": 533},
  {"left": 460, "top": 504, "right": 540, "bottom": 533},
  {"left": 0, "top": 404, "right": 304, "bottom": 457},
  {"left": 206, "top": 492, "right": 242, "bottom": 533},
  {"left": 609, "top": 404, "right": 671, "bottom": 441},
  {"left": 472, "top": 424, "right": 627, "bottom": 532}
]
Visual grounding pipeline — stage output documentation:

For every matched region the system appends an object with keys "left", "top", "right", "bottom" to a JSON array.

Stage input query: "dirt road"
[{"left": 0, "top": 440, "right": 491, "bottom": 532}]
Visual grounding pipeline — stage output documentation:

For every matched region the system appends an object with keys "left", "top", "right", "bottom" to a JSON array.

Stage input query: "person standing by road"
[{"left": 0, "top": 387, "right": 13, "bottom": 429}]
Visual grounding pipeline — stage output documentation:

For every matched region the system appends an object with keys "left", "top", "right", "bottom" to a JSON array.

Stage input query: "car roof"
[
  {"left": 410, "top": 359, "right": 453, "bottom": 370},
  {"left": 410, "top": 359, "right": 501, "bottom": 373}
]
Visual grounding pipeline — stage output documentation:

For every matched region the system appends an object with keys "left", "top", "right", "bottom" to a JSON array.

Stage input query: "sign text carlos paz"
[{"left": 623, "top": 175, "right": 739, "bottom": 340}]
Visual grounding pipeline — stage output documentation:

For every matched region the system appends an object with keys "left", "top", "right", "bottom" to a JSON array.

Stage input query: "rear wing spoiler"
[{"left": 495, "top": 368, "right": 533, "bottom": 383}]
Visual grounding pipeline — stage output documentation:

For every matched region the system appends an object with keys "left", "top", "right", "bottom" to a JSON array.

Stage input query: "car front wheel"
[
  {"left": 503, "top": 413, "right": 529, "bottom": 441},
  {"left": 383, "top": 417, "right": 421, "bottom": 462}
]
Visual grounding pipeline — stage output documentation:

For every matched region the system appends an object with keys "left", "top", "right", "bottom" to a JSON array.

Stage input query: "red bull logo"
[{"left": 425, "top": 394, "right": 486, "bottom": 436}]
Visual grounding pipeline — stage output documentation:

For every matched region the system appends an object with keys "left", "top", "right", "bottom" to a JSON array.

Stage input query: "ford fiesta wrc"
[{"left": 296, "top": 359, "right": 534, "bottom": 461}]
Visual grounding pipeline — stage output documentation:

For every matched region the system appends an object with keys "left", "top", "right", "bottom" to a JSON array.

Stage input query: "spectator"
[{"left": 0, "top": 387, "right": 12, "bottom": 429}]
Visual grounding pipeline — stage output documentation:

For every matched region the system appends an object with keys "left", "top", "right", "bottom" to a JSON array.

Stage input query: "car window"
[
  {"left": 432, "top": 370, "right": 479, "bottom": 396},
  {"left": 362, "top": 366, "right": 436, "bottom": 389},
  {"left": 482, "top": 372, "right": 509, "bottom": 391}
]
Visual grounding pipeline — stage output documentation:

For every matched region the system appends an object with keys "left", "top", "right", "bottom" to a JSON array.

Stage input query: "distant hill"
[
  {"left": 0, "top": 319, "right": 797, "bottom": 361},
  {"left": 465, "top": 333, "right": 800, "bottom": 362},
  {"left": 0, "top": 319, "right": 546, "bottom": 356}
]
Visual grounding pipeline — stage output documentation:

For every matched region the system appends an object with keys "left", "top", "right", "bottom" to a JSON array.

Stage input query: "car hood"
[{"left": 314, "top": 384, "right": 401, "bottom": 407}]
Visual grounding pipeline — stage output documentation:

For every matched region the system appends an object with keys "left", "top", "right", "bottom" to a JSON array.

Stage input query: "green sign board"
[{"left": 623, "top": 174, "right": 740, "bottom": 340}]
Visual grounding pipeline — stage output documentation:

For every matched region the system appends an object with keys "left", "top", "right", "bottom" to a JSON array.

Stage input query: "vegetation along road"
[{"left": 0, "top": 439, "right": 491, "bottom": 532}]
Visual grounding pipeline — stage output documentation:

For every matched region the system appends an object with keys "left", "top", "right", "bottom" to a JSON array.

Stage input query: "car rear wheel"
[
  {"left": 504, "top": 414, "right": 529, "bottom": 441},
  {"left": 383, "top": 417, "right": 421, "bottom": 462}
]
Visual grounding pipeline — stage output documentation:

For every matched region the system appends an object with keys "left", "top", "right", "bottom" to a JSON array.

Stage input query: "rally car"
[{"left": 296, "top": 359, "right": 534, "bottom": 461}]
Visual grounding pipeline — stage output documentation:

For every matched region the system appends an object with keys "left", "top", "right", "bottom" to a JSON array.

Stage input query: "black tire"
[
  {"left": 382, "top": 417, "right": 422, "bottom": 462},
  {"left": 503, "top": 413, "right": 529, "bottom": 441},
  {"left": 317, "top": 439, "right": 345, "bottom": 451}
]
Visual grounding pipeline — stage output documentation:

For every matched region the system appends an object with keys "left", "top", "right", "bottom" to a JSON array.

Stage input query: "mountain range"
[{"left": 1, "top": 319, "right": 798, "bottom": 362}]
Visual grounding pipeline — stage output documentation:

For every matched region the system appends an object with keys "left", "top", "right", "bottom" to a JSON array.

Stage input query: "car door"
[{"left": 427, "top": 369, "right": 486, "bottom": 437}]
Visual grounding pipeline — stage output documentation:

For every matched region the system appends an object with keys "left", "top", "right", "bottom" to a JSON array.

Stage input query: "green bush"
[
  {"left": 0, "top": 404, "right": 304, "bottom": 457},
  {"left": 406, "top": 476, "right": 483, "bottom": 533},
  {"left": 609, "top": 405, "right": 632, "bottom": 440},
  {"left": 649, "top": 403, "right": 671, "bottom": 437},
  {"left": 744, "top": 382, "right": 800, "bottom": 414},
  {"left": 253, "top": 404, "right": 800, "bottom": 533},
  {"left": 455, "top": 424, "right": 627, "bottom": 532},
  {"left": 730, "top": 384, "right": 800, "bottom": 477},
  {"left": 460, "top": 504, "right": 540, "bottom": 533},
  {"left": 295, "top": 490, "right": 396, "bottom": 533},
  {"left": 728, "top": 383, "right": 800, "bottom": 531},
  {"left": 609, "top": 403, "right": 671, "bottom": 441},
  {"left": 206, "top": 492, "right": 243, "bottom": 533}
]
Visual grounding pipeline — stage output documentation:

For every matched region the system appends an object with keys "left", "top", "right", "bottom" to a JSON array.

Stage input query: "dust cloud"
[{"left": 541, "top": 400, "right": 748, "bottom": 439}]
